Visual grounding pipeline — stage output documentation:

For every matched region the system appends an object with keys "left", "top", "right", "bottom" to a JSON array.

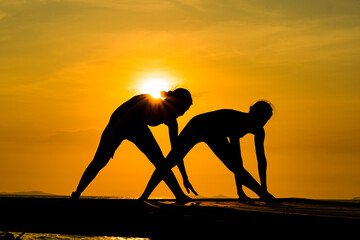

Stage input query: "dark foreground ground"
[{"left": 0, "top": 196, "right": 359, "bottom": 239}]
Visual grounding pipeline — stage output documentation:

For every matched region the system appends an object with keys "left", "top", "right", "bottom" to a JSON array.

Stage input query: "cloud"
[
  {"left": 43, "top": 129, "right": 101, "bottom": 146},
  {"left": 1, "top": 0, "right": 359, "bottom": 134}
]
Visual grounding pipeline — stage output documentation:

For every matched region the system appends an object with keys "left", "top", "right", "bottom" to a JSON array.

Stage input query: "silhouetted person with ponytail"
[
  {"left": 141, "top": 101, "right": 275, "bottom": 201},
  {"left": 71, "top": 88, "right": 192, "bottom": 201}
]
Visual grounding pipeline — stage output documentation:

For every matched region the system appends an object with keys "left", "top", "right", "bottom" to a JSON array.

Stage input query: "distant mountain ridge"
[{"left": 0, "top": 191, "right": 55, "bottom": 196}]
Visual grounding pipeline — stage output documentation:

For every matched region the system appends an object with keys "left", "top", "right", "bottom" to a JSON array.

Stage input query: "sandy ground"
[{"left": 0, "top": 197, "right": 359, "bottom": 239}]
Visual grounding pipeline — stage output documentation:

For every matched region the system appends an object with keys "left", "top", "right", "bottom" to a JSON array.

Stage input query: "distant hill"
[
  {"left": 352, "top": 197, "right": 360, "bottom": 200},
  {"left": 0, "top": 191, "right": 55, "bottom": 196}
]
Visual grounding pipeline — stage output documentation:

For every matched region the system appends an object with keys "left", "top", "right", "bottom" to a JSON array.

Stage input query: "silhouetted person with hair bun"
[
  {"left": 71, "top": 88, "right": 192, "bottom": 201},
  {"left": 141, "top": 101, "right": 275, "bottom": 201}
]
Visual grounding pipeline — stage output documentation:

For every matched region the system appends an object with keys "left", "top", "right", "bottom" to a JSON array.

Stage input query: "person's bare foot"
[{"left": 70, "top": 191, "right": 80, "bottom": 200}]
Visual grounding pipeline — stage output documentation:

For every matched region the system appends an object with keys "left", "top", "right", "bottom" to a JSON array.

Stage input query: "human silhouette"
[
  {"left": 71, "top": 88, "right": 192, "bottom": 201},
  {"left": 141, "top": 101, "right": 275, "bottom": 201}
]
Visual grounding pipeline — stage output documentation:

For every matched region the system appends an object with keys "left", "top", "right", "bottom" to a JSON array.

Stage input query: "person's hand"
[{"left": 183, "top": 178, "right": 198, "bottom": 196}]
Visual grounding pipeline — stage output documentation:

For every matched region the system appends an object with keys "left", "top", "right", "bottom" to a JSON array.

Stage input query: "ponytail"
[{"left": 160, "top": 90, "right": 173, "bottom": 98}]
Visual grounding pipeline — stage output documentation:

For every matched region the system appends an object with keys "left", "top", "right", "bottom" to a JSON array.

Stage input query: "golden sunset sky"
[{"left": 1, "top": 0, "right": 359, "bottom": 199}]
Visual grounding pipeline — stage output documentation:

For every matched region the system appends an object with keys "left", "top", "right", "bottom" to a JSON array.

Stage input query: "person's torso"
[
  {"left": 190, "top": 109, "right": 261, "bottom": 138},
  {"left": 109, "top": 94, "right": 176, "bottom": 127}
]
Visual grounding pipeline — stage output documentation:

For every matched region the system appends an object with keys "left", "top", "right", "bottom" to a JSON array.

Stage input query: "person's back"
[
  {"left": 109, "top": 93, "right": 187, "bottom": 127},
  {"left": 109, "top": 94, "right": 149, "bottom": 123},
  {"left": 188, "top": 109, "right": 261, "bottom": 138}
]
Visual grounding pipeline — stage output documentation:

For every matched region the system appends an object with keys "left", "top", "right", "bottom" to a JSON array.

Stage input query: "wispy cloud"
[{"left": 43, "top": 129, "right": 101, "bottom": 145}]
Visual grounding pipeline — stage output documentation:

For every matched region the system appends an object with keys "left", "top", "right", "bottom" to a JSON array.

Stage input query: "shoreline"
[{"left": 1, "top": 196, "right": 359, "bottom": 239}]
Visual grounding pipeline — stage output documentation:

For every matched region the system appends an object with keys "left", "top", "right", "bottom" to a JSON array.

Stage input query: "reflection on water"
[{"left": 0, "top": 232, "right": 150, "bottom": 240}]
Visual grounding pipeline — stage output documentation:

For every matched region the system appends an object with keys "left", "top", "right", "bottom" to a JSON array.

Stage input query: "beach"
[
  {"left": 0, "top": 232, "right": 149, "bottom": 240},
  {"left": 0, "top": 196, "right": 359, "bottom": 239}
]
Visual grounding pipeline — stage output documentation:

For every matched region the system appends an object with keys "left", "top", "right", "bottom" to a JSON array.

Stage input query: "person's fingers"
[{"left": 189, "top": 186, "right": 198, "bottom": 196}]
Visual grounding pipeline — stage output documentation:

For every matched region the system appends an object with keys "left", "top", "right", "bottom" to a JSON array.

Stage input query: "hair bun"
[{"left": 160, "top": 90, "right": 172, "bottom": 98}]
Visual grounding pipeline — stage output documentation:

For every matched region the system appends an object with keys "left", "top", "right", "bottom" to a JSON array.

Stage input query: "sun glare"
[{"left": 139, "top": 78, "right": 171, "bottom": 98}]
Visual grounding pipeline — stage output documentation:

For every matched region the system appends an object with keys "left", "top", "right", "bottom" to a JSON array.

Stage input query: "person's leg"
[
  {"left": 139, "top": 127, "right": 199, "bottom": 200},
  {"left": 71, "top": 126, "right": 118, "bottom": 199},
  {"left": 130, "top": 127, "right": 189, "bottom": 201},
  {"left": 205, "top": 137, "right": 266, "bottom": 200},
  {"left": 139, "top": 168, "right": 163, "bottom": 200},
  {"left": 71, "top": 151, "right": 112, "bottom": 199},
  {"left": 234, "top": 176, "right": 251, "bottom": 200}
]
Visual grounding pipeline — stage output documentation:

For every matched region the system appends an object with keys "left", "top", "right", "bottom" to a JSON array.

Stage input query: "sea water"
[{"left": 0, "top": 232, "right": 150, "bottom": 240}]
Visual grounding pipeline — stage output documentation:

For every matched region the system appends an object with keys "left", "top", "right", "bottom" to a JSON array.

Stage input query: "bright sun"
[{"left": 139, "top": 78, "right": 171, "bottom": 98}]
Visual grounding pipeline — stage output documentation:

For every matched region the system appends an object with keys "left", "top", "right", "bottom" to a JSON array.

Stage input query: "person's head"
[
  {"left": 161, "top": 88, "right": 192, "bottom": 117},
  {"left": 249, "top": 100, "right": 273, "bottom": 126}
]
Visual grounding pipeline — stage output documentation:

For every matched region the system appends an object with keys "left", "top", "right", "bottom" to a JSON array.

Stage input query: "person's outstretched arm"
[
  {"left": 177, "top": 157, "right": 198, "bottom": 195},
  {"left": 229, "top": 136, "right": 242, "bottom": 160},
  {"left": 167, "top": 119, "right": 179, "bottom": 148},
  {"left": 254, "top": 128, "right": 268, "bottom": 190},
  {"left": 166, "top": 120, "right": 198, "bottom": 195}
]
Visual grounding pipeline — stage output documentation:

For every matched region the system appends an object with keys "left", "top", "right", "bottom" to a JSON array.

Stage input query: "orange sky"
[{"left": 1, "top": 0, "right": 359, "bottom": 199}]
